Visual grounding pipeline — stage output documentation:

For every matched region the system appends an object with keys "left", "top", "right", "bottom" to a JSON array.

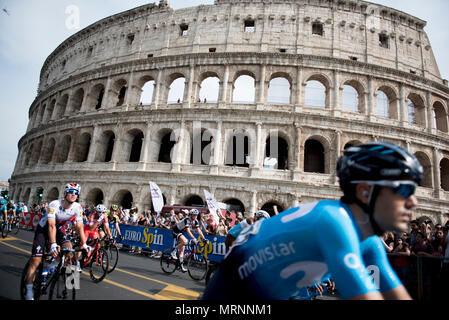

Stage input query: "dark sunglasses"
[
  {"left": 351, "top": 180, "right": 417, "bottom": 199},
  {"left": 66, "top": 189, "right": 79, "bottom": 195}
]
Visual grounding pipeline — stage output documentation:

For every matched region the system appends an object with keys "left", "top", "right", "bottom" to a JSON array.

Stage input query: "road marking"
[{"left": 1, "top": 236, "right": 201, "bottom": 300}]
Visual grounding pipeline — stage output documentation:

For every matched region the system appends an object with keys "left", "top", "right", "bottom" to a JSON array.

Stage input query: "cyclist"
[
  {"left": 0, "top": 198, "right": 7, "bottom": 225},
  {"left": 84, "top": 204, "right": 113, "bottom": 243},
  {"left": 6, "top": 200, "right": 16, "bottom": 231},
  {"left": 107, "top": 204, "right": 124, "bottom": 240},
  {"left": 24, "top": 182, "right": 90, "bottom": 300},
  {"left": 171, "top": 208, "right": 208, "bottom": 272},
  {"left": 203, "top": 142, "right": 422, "bottom": 300}
]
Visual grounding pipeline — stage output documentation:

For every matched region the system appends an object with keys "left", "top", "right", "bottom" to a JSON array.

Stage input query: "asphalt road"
[{"left": 0, "top": 228, "right": 206, "bottom": 300}]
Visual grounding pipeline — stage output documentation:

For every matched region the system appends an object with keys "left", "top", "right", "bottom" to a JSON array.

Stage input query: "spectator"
[
  {"left": 216, "top": 218, "right": 229, "bottom": 236},
  {"left": 411, "top": 232, "right": 434, "bottom": 256},
  {"left": 409, "top": 220, "right": 420, "bottom": 246},
  {"left": 391, "top": 236, "right": 411, "bottom": 286},
  {"left": 431, "top": 228, "right": 446, "bottom": 257}
]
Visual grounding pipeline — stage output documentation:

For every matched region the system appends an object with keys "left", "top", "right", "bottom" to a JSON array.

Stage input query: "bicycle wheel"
[
  {"left": 107, "top": 244, "right": 119, "bottom": 273},
  {"left": 12, "top": 220, "right": 20, "bottom": 235},
  {"left": 1, "top": 222, "right": 9, "bottom": 238},
  {"left": 48, "top": 267, "right": 76, "bottom": 300},
  {"left": 160, "top": 248, "right": 177, "bottom": 274},
  {"left": 186, "top": 252, "right": 208, "bottom": 281},
  {"left": 20, "top": 261, "right": 43, "bottom": 300},
  {"left": 89, "top": 248, "right": 109, "bottom": 283}
]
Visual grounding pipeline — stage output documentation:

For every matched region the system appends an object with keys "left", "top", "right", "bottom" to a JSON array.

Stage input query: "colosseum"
[{"left": 9, "top": 0, "right": 449, "bottom": 225}]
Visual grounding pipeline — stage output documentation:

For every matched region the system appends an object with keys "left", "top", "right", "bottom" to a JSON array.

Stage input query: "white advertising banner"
[
  {"left": 204, "top": 190, "right": 221, "bottom": 225},
  {"left": 149, "top": 181, "right": 164, "bottom": 218}
]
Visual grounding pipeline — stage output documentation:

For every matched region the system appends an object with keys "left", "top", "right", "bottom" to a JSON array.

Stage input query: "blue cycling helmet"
[{"left": 0, "top": 199, "right": 6, "bottom": 205}]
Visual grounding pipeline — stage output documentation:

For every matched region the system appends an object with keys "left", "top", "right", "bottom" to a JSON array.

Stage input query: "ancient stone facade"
[{"left": 10, "top": 0, "right": 449, "bottom": 224}]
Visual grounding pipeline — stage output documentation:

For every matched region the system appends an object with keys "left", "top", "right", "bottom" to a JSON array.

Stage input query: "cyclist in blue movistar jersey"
[
  {"left": 203, "top": 142, "right": 422, "bottom": 300},
  {"left": 0, "top": 198, "right": 7, "bottom": 222}
]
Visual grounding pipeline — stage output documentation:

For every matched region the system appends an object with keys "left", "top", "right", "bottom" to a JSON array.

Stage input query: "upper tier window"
[{"left": 244, "top": 19, "right": 255, "bottom": 33}]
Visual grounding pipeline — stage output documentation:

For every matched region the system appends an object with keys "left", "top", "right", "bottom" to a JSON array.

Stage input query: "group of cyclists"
[
  {"left": 15, "top": 141, "right": 426, "bottom": 300},
  {"left": 1, "top": 198, "right": 26, "bottom": 233}
]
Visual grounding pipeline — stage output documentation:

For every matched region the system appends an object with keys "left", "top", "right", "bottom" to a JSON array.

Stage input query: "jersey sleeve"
[
  {"left": 47, "top": 201, "right": 59, "bottom": 220},
  {"left": 316, "top": 204, "right": 378, "bottom": 299},
  {"left": 360, "top": 236, "right": 403, "bottom": 293},
  {"left": 74, "top": 205, "right": 84, "bottom": 224}
]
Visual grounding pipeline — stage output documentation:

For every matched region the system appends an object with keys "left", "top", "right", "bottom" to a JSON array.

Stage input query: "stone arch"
[
  {"left": 433, "top": 101, "right": 448, "bottom": 133},
  {"left": 264, "top": 131, "right": 289, "bottom": 170},
  {"left": 45, "top": 99, "right": 56, "bottom": 122},
  {"left": 260, "top": 201, "right": 285, "bottom": 216},
  {"left": 31, "top": 139, "right": 43, "bottom": 165},
  {"left": 267, "top": 72, "right": 292, "bottom": 105},
  {"left": 88, "top": 83, "right": 105, "bottom": 111},
  {"left": 55, "top": 94, "right": 69, "bottom": 118},
  {"left": 86, "top": 188, "right": 105, "bottom": 206},
  {"left": 69, "top": 87, "right": 85, "bottom": 113},
  {"left": 94, "top": 130, "right": 115, "bottom": 162},
  {"left": 304, "top": 74, "right": 331, "bottom": 109},
  {"left": 222, "top": 198, "right": 245, "bottom": 214},
  {"left": 41, "top": 137, "right": 56, "bottom": 164},
  {"left": 47, "top": 187, "right": 59, "bottom": 202},
  {"left": 414, "top": 151, "right": 432, "bottom": 188},
  {"left": 342, "top": 80, "right": 366, "bottom": 113},
  {"left": 225, "top": 129, "right": 251, "bottom": 167},
  {"left": 22, "top": 188, "right": 31, "bottom": 206},
  {"left": 123, "top": 128, "right": 144, "bottom": 162},
  {"left": 112, "top": 79, "right": 128, "bottom": 107},
  {"left": 440, "top": 158, "right": 449, "bottom": 191},
  {"left": 73, "top": 132, "right": 91, "bottom": 163},
  {"left": 375, "top": 85, "right": 398, "bottom": 119},
  {"left": 304, "top": 136, "right": 330, "bottom": 174},
  {"left": 232, "top": 71, "right": 256, "bottom": 104},
  {"left": 190, "top": 127, "right": 213, "bottom": 165},
  {"left": 112, "top": 189, "right": 134, "bottom": 209},
  {"left": 56, "top": 135, "right": 72, "bottom": 163},
  {"left": 166, "top": 73, "right": 186, "bottom": 104},
  {"left": 155, "top": 128, "right": 176, "bottom": 163},
  {"left": 138, "top": 75, "right": 156, "bottom": 105},
  {"left": 24, "top": 144, "right": 34, "bottom": 167},
  {"left": 407, "top": 93, "right": 426, "bottom": 127},
  {"left": 198, "top": 72, "right": 220, "bottom": 103},
  {"left": 183, "top": 194, "right": 205, "bottom": 207},
  {"left": 37, "top": 103, "right": 46, "bottom": 126}
]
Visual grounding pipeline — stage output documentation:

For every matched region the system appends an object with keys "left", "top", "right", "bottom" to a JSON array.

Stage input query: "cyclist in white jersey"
[
  {"left": 171, "top": 209, "right": 207, "bottom": 272},
  {"left": 24, "top": 183, "right": 90, "bottom": 300}
]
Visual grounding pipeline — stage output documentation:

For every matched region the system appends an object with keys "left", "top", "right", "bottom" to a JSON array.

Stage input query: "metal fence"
[{"left": 387, "top": 253, "right": 449, "bottom": 300}]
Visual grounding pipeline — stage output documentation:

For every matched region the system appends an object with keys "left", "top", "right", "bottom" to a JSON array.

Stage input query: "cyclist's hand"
[
  {"left": 50, "top": 243, "right": 60, "bottom": 258},
  {"left": 82, "top": 243, "right": 92, "bottom": 254}
]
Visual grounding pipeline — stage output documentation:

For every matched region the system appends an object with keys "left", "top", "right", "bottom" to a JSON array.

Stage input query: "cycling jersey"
[
  {"left": 172, "top": 217, "right": 200, "bottom": 239},
  {"left": 107, "top": 212, "right": 120, "bottom": 224},
  {"left": 203, "top": 200, "right": 402, "bottom": 300},
  {"left": 38, "top": 200, "right": 83, "bottom": 228},
  {"left": 228, "top": 219, "right": 250, "bottom": 238},
  {"left": 84, "top": 212, "right": 108, "bottom": 239}
]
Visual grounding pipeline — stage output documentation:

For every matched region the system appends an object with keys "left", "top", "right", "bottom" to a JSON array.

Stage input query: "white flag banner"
[
  {"left": 149, "top": 181, "right": 164, "bottom": 218},
  {"left": 204, "top": 190, "right": 220, "bottom": 225}
]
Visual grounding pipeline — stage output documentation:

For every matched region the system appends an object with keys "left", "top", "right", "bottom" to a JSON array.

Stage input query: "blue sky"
[{"left": 0, "top": 0, "right": 448, "bottom": 182}]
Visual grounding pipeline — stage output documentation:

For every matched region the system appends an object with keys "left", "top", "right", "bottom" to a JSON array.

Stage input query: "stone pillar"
[
  {"left": 433, "top": 147, "right": 441, "bottom": 199},
  {"left": 399, "top": 84, "right": 407, "bottom": 126},
  {"left": 184, "top": 65, "right": 195, "bottom": 108},
  {"left": 124, "top": 72, "right": 136, "bottom": 107},
  {"left": 79, "top": 88, "right": 89, "bottom": 113},
  {"left": 210, "top": 121, "right": 222, "bottom": 175},
  {"left": 250, "top": 191, "right": 258, "bottom": 214},
  {"left": 219, "top": 65, "right": 230, "bottom": 107},
  {"left": 426, "top": 91, "right": 434, "bottom": 134},
  {"left": 101, "top": 77, "right": 112, "bottom": 109},
  {"left": 331, "top": 70, "right": 340, "bottom": 115},
  {"left": 254, "top": 122, "right": 263, "bottom": 169},
  {"left": 367, "top": 76, "right": 375, "bottom": 120},
  {"left": 152, "top": 69, "right": 163, "bottom": 109},
  {"left": 294, "top": 67, "right": 303, "bottom": 111},
  {"left": 292, "top": 123, "right": 302, "bottom": 180},
  {"left": 111, "top": 123, "right": 123, "bottom": 163},
  {"left": 140, "top": 121, "right": 152, "bottom": 165},
  {"left": 256, "top": 64, "right": 267, "bottom": 109},
  {"left": 332, "top": 130, "right": 342, "bottom": 183},
  {"left": 87, "top": 125, "right": 101, "bottom": 163}
]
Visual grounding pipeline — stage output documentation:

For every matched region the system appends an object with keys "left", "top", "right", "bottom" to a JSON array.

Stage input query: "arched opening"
[
  {"left": 95, "top": 131, "right": 115, "bottom": 162},
  {"left": 113, "top": 190, "right": 134, "bottom": 210},
  {"left": 31, "top": 140, "right": 43, "bottom": 165},
  {"left": 86, "top": 188, "right": 104, "bottom": 206},
  {"left": 264, "top": 135, "right": 289, "bottom": 170},
  {"left": 433, "top": 102, "right": 448, "bottom": 132},
  {"left": 74, "top": 133, "right": 91, "bottom": 163},
  {"left": 89, "top": 84, "right": 105, "bottom": 110},
  {"left": 47, "top": 188, "right": 59, "bottom": 202},
  {"left": 225, "top": 132, "right": 250, "bottom": 167},
  {"left": 407, "top": 94, "right": 426, "bottom": 126},
  {"left": 304, "top": 139, "right": 325, "bottom": 173},
  {"left": 223, "top": 198, "right": 245, "bottom": 214},
  {"left": 260, "top": 202, "right": 285, "bottom": 217},
  {"left": 129, "top": 131, "right": 144, "bottom": 162},
  {"left": 140, "top": 79, "right": 155, "bottom": 105},
  {"left": 25, "top": 144, "right": 33, "bottom": 167},
  {"left": 56, "top": 94, "right": 69, "bottom": 118},
  {"left": 167, "top": 77, "right": 185, "bottom": 104},
  {"left": 267, "top": 77, "right": 291, "bottom": 105},
  {"left": 305, "top": 80, "right": 326, "bottom": 109},
  {"left": 56, "top": 135, "right": 71, "bottom": 163},
  {"left": 199, "top": 76, "right": 219, "bottom": 103},
  {"left": 376, "top": 90, "right": 390, "bottom": 118},
  {"left": 440, "top": 158, "right": 449, "bottom": 191},
  {"left": 342, "top": 84, "right": 360, "bottom": 112},
  {"left": 190, "top": 128, "right": 213, "bottom": 165},
  {"left": 41, "top": 138, "right": 56, "bottom": 164},
  {"left": 158, "top": 131, "right": 176, "bottom": 163},
  {"left": 232, "top": 74, "right": 255, "bottom": 104},
  {"left": 184, "top": 195, "right": 205, "bottom": 207},
  {"left": 70, "top": 88, "right": 84, "bottom": 113},
  {"left": 414, "top": 152, "right": 432, "bottom": 188},
  {"left": 112, "top": 79, "right": 127, "bottom": 107},
  {"left": 45, "top": 100, "right": 56, "bottom": 122},
  {"left": 22, "top": 188, "right": 31, "bottom": 205}
]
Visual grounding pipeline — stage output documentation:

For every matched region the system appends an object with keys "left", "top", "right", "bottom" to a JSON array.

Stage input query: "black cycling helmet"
[
  {"left": 337, "top": 142, "right": 423, "bottom": 187},
  {"left": 337, "top": 142, "right": 423, "bottom": 235}
]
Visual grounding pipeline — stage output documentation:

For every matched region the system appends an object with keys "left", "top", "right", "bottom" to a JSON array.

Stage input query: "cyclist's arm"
[
  {"left": 185, "top": 227, "right": 196, "bottom": 241},
  {"left": 75, "top": 221, "right": 87, "bottom": 247},
  {"left": 47, "top": 217, "right": 57, "bottom": 245},
  {"left": 195, "top": 226, "right": 206, "bottom": 241}
]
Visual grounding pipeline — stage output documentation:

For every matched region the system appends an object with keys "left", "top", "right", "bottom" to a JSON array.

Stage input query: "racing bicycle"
[{"left": 160, "top": 241, "right": 209, "bottom": 281}]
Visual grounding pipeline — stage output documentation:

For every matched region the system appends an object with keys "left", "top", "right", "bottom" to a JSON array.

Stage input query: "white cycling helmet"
[
  {"left": 95, "top": 204, "right": 107, "bottom": 214},
  {"left": 63, "top": 182, "right": 81, "bottom": 195},
  {"left": 255, "top": 210, "right": 270, "bottom": 220},
  {"left": 189, "top": 209, "right": 199, "bottom": 216}
]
